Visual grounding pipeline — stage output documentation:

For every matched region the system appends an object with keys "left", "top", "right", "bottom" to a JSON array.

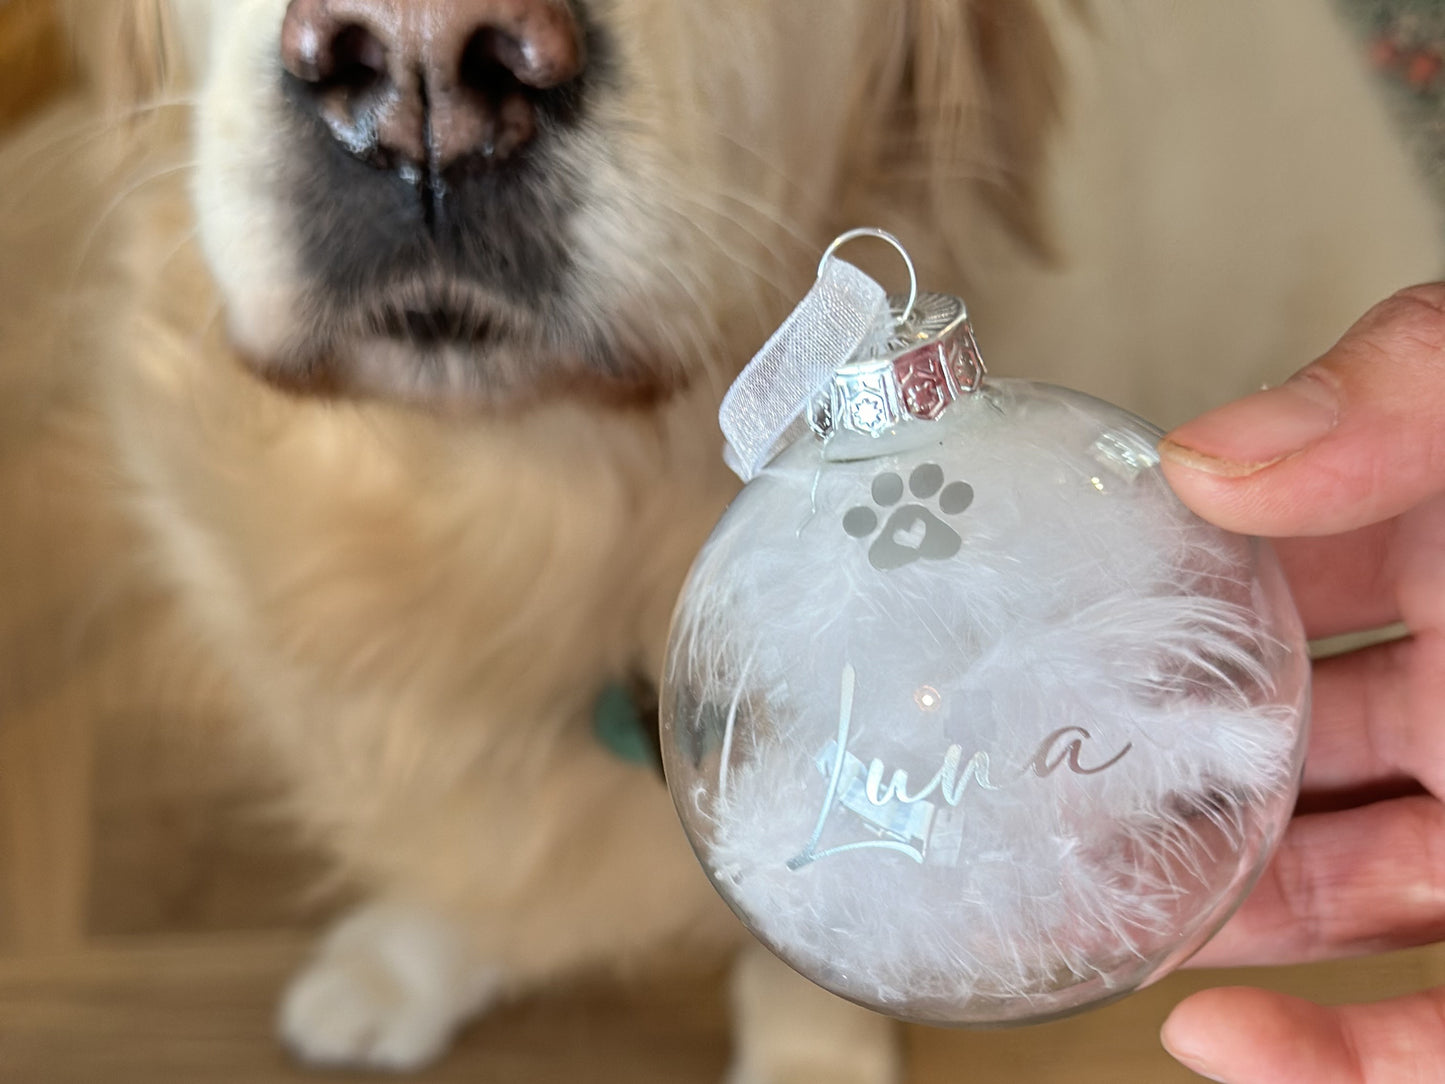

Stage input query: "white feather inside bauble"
[{"left": 661, "top": 379, "right": 1309, "bottom": 1026}]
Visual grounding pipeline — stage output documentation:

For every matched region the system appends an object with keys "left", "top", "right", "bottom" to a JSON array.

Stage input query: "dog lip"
[{"left": 374, "top": 304, "right": 501, "bottom": 348}]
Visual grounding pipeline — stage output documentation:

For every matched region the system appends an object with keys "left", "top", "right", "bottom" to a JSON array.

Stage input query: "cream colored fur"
[{"left": 9, "top": 0, "right": 1442, "bottom": 1079}]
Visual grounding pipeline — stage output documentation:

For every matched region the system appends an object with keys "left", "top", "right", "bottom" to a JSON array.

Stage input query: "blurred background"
[{"left": 2, "top": 0, "right": 1444, "bottom": 1080}]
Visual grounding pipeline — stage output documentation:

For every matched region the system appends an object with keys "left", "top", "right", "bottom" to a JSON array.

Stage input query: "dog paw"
[
  {"left": 278, "top": 902, "right": 501, "bottom": 1072},
  {"left": 727, "top": 947, "right": 901, "bottom": 1084}
]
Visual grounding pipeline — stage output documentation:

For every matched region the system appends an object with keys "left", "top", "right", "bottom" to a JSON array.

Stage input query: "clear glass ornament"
[{"left": 660, "top": 246, "right": 1310, "bottom": 1027}]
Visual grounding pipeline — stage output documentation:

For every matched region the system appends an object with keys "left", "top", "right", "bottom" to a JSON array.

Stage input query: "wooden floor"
[{"left": 2, "top": 927, "right": 1444, "bottom": 1083}]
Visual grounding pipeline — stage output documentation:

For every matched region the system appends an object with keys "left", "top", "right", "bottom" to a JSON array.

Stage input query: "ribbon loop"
[{"left": 720, "top": 258, "right": 890, "bottom": 481}]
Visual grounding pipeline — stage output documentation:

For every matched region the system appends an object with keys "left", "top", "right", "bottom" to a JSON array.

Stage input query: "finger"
[
  {"left": 1298, "top": 633, "right": 1445, "bottom": 797},
  {"left": 1162, "top": 985, "right": 1445, "bottom": 1084},
  {"left": 1271, "top": 492, "right": 1445, "bottom": 639},
  {"left": 1160, "top": 284, "right": 1445, "bottom": 537},
  {"left": 1269, "top": 524, "right": 1399, "bottom": 640},
  {"left": 1189, "top": 796, "right": 1445, "bottom": 969},
  {"left": 1300, "top": 638, "right": 1404, "bottom": 793}
]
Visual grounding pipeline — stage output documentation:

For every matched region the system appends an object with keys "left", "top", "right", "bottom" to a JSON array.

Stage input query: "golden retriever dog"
[{"left": 4, "top": 0, "right": 1439, "bottom": 1079}]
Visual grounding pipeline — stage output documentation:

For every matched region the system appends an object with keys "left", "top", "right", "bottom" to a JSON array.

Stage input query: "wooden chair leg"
[
  {"left": 0, "top": 0, "right": 69, "bottom": 135},
  {"left": 0, "top": 681, "right": 94, "bottom": 955}
]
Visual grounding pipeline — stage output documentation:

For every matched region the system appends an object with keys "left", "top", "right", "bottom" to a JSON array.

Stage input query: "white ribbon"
[{"left": 720, "top": 259, "right": 890, "bottom": 481}]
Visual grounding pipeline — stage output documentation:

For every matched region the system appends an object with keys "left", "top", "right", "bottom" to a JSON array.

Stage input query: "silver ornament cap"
[{"left": 809, "top": 291, "right": 985, "bottom": 446}]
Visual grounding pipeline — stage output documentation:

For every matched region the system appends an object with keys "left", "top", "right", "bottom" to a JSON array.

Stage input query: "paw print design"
[{"left": 842, "top": 464, "right": 975, "bottom": 572}]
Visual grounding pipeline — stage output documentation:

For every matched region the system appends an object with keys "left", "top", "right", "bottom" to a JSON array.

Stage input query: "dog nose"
[{"left": 280, "top": 0, "right": 585, "bottom": 167}]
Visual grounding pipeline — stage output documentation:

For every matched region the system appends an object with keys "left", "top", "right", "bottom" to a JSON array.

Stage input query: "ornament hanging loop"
[{"left": 819, "top": 228, "right": 919, "bottom": 328}]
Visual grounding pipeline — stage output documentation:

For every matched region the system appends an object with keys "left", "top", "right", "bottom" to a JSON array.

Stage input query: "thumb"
[
  {"left": 1162, "top": 985, "right": 1445, "bottom": 1084},
  {"left": 1159, "top": 285, "right": 1445, "bottom": 537}
]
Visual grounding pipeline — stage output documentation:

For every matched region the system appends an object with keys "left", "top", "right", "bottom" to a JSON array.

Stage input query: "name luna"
[{"left": 789, "top": 663, "right": 1133, "bottom": 869}]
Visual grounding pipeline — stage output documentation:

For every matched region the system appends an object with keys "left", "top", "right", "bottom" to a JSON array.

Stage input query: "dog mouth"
[
  {"left": 342, "top": 278, "right": 529, "bottom": 355},
  {"left": 370, "top": 302, "right": 502, "bottom": 349},
  {"left": 250, "top": 278, "right": 665, "bottom": 410}
]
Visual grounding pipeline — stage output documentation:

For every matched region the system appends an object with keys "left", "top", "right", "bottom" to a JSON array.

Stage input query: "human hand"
[{"left": 1155, "top": 285, "right": 1445, "bottom": 1083}]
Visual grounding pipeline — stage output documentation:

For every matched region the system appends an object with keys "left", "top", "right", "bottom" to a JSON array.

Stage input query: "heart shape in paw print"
[{"left": 893, "top": 517, "right": 928, "bottom": 550}]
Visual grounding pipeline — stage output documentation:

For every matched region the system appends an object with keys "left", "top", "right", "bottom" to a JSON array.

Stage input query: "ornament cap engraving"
[{"left": 811, "top": 292, "right": 986, "bottom": 440}]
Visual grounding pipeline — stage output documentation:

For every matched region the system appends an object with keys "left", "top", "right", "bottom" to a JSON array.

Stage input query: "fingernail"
[
  {"left": 1168, "top": 1053, "right": 1229, "bottom": 1083},
  {"left": 1160, "top": 1029, "right": 1229, "bottom": 1083},
  {"left": 1159, "top": 372, "right": 1339, "bottom": 477}
]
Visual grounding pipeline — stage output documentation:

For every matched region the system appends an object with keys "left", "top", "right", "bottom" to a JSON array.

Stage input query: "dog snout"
[{"left": 280, "top": 0, "right": 586, "bottom": 167}]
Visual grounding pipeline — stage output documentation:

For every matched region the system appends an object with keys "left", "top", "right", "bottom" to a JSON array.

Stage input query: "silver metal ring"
[{"left": 818, "top": 228, "right": 919, "bottom": 327}]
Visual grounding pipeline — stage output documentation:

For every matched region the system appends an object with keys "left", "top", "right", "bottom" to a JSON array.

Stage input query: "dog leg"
[
  {"left": 277, "top": 899, "right": 503, "bottom": 1072},
  {"left": 727, "top": 944, "right": 901, "bottom": 1084}
]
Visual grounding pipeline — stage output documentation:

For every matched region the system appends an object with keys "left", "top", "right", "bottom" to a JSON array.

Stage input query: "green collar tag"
[{"left": 593, "top": 682, "right": 656, "bottom": 768}]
